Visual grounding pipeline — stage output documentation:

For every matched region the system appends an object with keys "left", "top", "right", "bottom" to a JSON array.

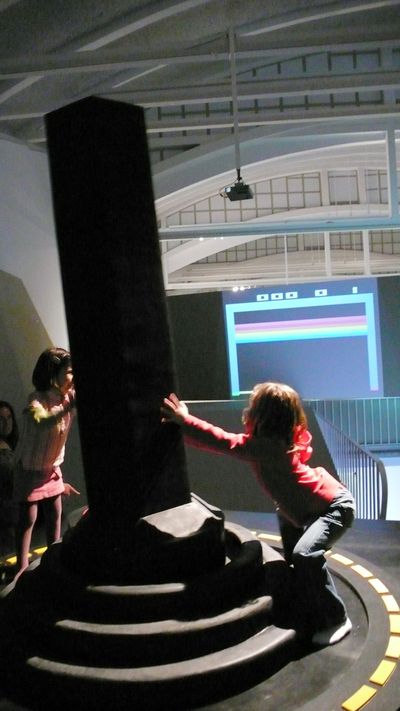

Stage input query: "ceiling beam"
[
  {"left": 105, "top": 70, "right": 400, "bottom": 106},
  {"left": 78, "top": 0, "right": 214, "bottom": 52},
  {"left": 0, "top": 39, "right": 398, "bottom": 80},
  {"left": 1, "top": 105, "right": 398, "bottom": 135},
  {"left": 158, "top": 214, "right": 400, "bottom": 240},
  {"left": 0, "top": 76, "right": 42, "bottom": 105},
  {"left": 238, "top": 0, "right": 400, "bottom": 37},
  {"left": 142, "top": 106, "right": 400, "bottom": 132},
  {"left": 164, "top": 233, "right": 261, "bottom": 273}
]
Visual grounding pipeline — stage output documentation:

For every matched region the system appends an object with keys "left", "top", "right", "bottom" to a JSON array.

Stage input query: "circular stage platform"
[{"left": 0, "top": 515, "right": 399, "bottom": 711}]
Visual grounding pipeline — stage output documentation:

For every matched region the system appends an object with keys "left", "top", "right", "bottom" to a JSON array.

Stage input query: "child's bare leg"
[
  {"left": 42, "top": 495, "right": 62, "bottom": 546},
  {"left": 15, "top": 502, "right": 38, "bottom": 576}
]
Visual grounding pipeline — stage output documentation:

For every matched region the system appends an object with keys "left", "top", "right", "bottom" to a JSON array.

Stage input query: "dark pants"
[{"left": 278, "top": 489, "right": 355, "bottom": 632}]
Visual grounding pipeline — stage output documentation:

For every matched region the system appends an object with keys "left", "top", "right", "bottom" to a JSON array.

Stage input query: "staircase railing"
[
  {"left": 314, "top": 412, "right": 388, "bottom": 520},
  {"left": 307, "top": 397, "right": 400, "bottom": 450}
]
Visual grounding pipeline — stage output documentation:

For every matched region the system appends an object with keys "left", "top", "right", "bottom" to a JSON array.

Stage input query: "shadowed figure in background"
[
  {"left": 162, "top": 382, "right": 355, "bottom": 646},
  {"left": 13, "top": 348, "right": 80, "bottom": 579},
  {"left": 0, "top": 401, "right": 19, "bottom": 560}
]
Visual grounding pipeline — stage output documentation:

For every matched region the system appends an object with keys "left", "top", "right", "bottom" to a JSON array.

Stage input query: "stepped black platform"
[
  {"left": 1, "top": 511, "right": 399, "bottom": 711},
  {"left": 0, "top": 501, "right": 297, "bottom": 711}
]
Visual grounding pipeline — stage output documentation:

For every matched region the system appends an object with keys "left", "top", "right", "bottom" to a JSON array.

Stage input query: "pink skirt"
[{"left": 13, "top": 462, "right": 64, "bottom": 502}]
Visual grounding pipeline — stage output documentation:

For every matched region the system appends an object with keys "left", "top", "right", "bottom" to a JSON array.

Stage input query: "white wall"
[
  {"left": 0, "top": 136, "right": 68, "bottom": 347},
  {"left": 0, "top": 136, "right": 85, "bottom": 506}
]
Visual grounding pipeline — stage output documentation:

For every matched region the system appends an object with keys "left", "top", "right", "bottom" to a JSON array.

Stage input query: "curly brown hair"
[{"left": 242, "top": 382, "right": 307, "bottom": 447}]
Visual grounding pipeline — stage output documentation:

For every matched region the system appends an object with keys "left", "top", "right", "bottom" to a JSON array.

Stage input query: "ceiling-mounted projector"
[{"left": 220, "top": 171, "right": 253, "bottom": 202}]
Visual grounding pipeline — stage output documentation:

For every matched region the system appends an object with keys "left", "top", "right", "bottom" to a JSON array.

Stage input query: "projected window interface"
[{"left": 223, "top": 280, "right": 382, "bottom": 399}]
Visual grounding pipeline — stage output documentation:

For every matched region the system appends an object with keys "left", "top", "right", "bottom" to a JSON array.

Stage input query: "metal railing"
[
  {"left": 307, "top": 397, "right": 400, "bottom": 450},
  {"left": 314, "top": 412, "right": 388, "bottom": 520}
]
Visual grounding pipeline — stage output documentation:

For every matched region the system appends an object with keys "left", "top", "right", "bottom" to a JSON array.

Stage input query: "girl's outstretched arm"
[
  {"left": 161, "top": 395, "right": 268, "bottom": 463},
  {"left": 161, "top": 393, "right": 189, "bottom": 424}
]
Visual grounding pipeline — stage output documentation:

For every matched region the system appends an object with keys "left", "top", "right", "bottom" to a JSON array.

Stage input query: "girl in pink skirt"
[{"left": 13, "top": 348, "right": 79, "bottom": 579}]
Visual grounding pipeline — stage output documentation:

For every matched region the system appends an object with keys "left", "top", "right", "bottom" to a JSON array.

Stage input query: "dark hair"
[
  {"left": 32, "top": 347, "right": 72, "bottom": 392},
  {"left": 0, "top": 400, "right": 19, "bottom": 450},
  {"left": 242, "top": 381, "right": 308, "bottom": 447}
]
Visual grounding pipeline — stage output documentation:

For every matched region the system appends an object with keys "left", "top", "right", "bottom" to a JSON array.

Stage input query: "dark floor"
[
  {"left": 211, "top": 512, "right": 400, "bottom": 711},
  {"left": 1, "top": 512, "right": 399, "bottom": 711}
]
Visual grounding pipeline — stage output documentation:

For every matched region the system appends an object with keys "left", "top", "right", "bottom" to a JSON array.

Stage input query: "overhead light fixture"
[{"left": 220, "top": 26, "right": 254, "bottom": 202}]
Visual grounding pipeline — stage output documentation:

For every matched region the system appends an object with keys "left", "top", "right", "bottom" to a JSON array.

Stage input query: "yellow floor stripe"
[
  {"left": 389, "top": 614, "right": 400, "bottom": 634},
  {"left": 33, "top": 546, "right": 48, "bottom": 556},
  {"left": 351, "top": 563, "right": 373, "bottom": 578},
  {"left": 369, "top": 659, "right": 397, "bottom": 685},
  {"left": 341, "top": 684, "right": 376, "bottom": 710},
  {"left": 4, "top": 555, "right": 17, "bottom": 565},
  {"left": 385, "top": 636, "right": 400, "bottom": 659},
  {"left": 257, "top": 532, "right": 282, "bottom": 542},
  {"left": 330, "top": 552, "right": 354, "bottom": 565},
  {"left": 368, "top": 577, "right": 388, "bottom": 594},
  {"left": 381, "top": 595, "right": 400, "bottom": 613}
]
